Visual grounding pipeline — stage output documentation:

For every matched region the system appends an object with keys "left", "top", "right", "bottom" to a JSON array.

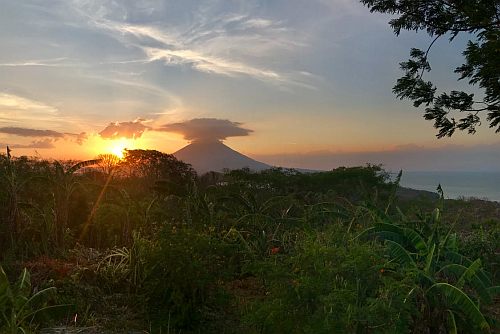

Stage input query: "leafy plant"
[
  {"left": 142, "top": 226, "right": 234, "bottom": 330},
  {"left": 245, "top": 226, "right": 411, "bottom": 333},
  {"left": 359, "top": 205, "right": 498, "bottom": 332},
  {"left": 96, "top": 232, "right": 152, "bottom": 291},
  {"left": 48, "top": 159, "right": 101, "bottom": 248},
  {"left": 0, "top": 265, "right": 61, "bottom": 333}
]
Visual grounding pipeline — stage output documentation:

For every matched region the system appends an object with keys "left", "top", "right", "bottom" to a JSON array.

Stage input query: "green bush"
[
  {"left": 360, "top": 206, "right": 498, "bottom": 333},
  {"left": 142, "top": 225, "right": 236, "bottom": 330},
  {"left": 244, "top": 226, "right": 412, "bottom": 333},
  {"left": 460, "top": 224, "right": 499, "bottom": 279}
]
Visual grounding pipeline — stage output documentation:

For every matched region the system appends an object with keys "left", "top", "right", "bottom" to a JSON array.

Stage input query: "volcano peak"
[{"left": 173, "top": 140, "right": 270, "bottom": 174}]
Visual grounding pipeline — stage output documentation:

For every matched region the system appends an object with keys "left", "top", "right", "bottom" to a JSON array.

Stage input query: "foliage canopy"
[{"left": 361, "top": 0, "right": 500, "bottom": 137}]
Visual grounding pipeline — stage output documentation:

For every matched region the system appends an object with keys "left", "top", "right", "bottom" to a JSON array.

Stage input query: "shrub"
[
  {"left": 142, "top": 225, "right": 235, "bottom": 330},
  {"left": 460, "top": 224, "right": 499, "bottom": 279},
  {"left": 360, "top": 206, "right": 498, "bottom": 333},
  {"left": 244, "top": 226, "right": 412, "bottom": 333}
]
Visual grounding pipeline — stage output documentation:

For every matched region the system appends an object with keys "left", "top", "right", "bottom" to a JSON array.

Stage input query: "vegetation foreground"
[{"left": 0, "top": 150, "right": 498, "bottom": 333}]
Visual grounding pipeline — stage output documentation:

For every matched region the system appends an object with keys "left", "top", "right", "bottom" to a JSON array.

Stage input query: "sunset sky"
[{"left": 1, "top": 0, "right": 498, "bottom": 171}]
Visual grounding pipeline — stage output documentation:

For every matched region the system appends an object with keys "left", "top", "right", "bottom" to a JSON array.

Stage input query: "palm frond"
[{"left": 68, "top": 159, "right": 101, "bottom": 174}]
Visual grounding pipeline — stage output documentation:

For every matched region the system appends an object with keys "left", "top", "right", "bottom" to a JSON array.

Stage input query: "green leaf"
[
  {"left": 427, "top": 283, "right": 490, "bottom": 332},
  {"left": 457, "top": 259, "right": 481, "bottom": 289},
  {"left": 424, "top": 243, "right": 436, "bottom": 274},
  {"left": 444, "top": 252, "right": 492, "bottom": 286},
  {"left": 0, "top": 266, "right": 13, "bottom": 310},
  {"left": 486, "top": 286, "right": 500, "bottom": 298},
  {"left": 403, "top": 227, "right": 427, "bottom": 253},
  {"left": 374, "top": 230, "right": 407, "bottom": 245},
  {"left": 373, "top": 222, "right": 427, "bottom": 253},
  {"left": 445, "top": 251, "right": 472, "bottom": 266},
  {"left": 16, "top": 269, "right": 31, "bottom": 300},
  {"left": 385, "top": 240, "right": 416, "bottom": 268},
  {"left": 438, "top": 263, "right": 492, "bottom": 304},
  {"left": 447, "top": 310, "right": 457, "bottom": 334},
  {"left": 353, "top": 226, "right": 375, "bottom": 240},
  {"left": 17, "top": 287, "right": 57, "bottom": 321},
  {"left": 441, "top": 228, "right": 458, "bottom": 252},
  {"left": 19, "top": 299, "right": 66, "bottom": 324}
]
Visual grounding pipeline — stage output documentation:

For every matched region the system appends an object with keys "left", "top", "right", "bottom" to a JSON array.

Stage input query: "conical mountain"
[{"left": 173, "top": 140, "right": 270, "bottom": 174}]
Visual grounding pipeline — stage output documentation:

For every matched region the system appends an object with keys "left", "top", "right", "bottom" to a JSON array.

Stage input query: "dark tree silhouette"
[
  {"left": 121, "top": 149, "right": 196, "bottom": 193},
  {"left": 361, "top": 0, "right": 500, "bottom": 137},
  {"left": 96, "top": 153, "right": 121, "bottom": 176}
]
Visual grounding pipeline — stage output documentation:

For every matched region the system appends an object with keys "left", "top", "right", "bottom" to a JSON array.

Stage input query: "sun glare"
[{"left": 108, "top": 138, "right": 132, "bottom": 158}]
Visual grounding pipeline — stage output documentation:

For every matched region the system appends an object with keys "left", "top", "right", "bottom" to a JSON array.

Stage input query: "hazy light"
[{"left": 106, "top": 138, "right": 133, "bottom": 158}]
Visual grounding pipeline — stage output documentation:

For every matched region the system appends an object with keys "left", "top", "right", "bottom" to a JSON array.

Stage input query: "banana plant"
[
  {"left": 357, "top": 206, "right": 498, "bottom": 332},
  {"left": 48, "top": 159, "right": 100, "bottom": 248},
  {"left": 0, "top": 265, "right": 62, "bottom": 333}
]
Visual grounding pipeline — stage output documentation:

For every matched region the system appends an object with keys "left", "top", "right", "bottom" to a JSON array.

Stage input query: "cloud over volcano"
[{"left": 159, "top": 118, "right": 252, "bottom": 142}]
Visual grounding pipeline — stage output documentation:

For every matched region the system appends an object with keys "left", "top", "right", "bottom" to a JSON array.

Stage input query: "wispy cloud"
[
  {"left": 0, "top": 57, "right": 71, "bottom": 67},
  {"left": 0, "top": 92, "right": 58, "bottom": 115},
  {"left": 71, "top": 1, "right": 311, "bottom": 86},
  {"left": 92, "top": 20, "right": 286, "bottom": 81},
  {"left": 0, "top": 126, "right": 87, "bottom": 145},
  {"left": 0, "top": 138, "right": 56, "bottom": 149},
  {"left": 0, "top": 92, "right": 95, "bottom": 133},
  {"left": 0, "top": 92, "right": 67, "bottom": 127},
  {"left": 95, "top": 21, "right": 180, "bottom": 48},
  {"left": 240, "top": 18, "right": 275, "bottom": 29},
  {"left": 0, "top": 127, "right": 65, "bottom": 138},
  {"left": 145, "top": 47, "right": 283, "bottom": 81}
]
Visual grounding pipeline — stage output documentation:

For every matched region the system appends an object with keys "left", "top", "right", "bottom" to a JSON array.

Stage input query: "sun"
[{"left": 107, "top": 138, "right": 132, "bottom": 159}]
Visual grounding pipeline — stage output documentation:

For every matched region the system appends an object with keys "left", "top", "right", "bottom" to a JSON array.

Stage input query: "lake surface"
[{"left": 397, "top": 171, "right": 500, "bottom": 202}]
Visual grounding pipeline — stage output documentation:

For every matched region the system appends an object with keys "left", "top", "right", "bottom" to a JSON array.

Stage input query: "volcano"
[{"left": 173, "top": 140, "right": 271, "bottom": 174}]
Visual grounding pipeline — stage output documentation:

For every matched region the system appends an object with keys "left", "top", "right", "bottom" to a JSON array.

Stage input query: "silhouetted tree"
[
  {"left": 96, "top": 153, "right": 121, "bottom": 176},
  {"left": 361, "top": 0, "right": 499, "bottom": 137},
  {"left": 121, "top": 149, "right": 196, "bottom": 195}
]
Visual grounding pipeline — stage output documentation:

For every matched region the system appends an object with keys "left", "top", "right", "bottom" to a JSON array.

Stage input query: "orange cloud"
[{"left": 99, "top": 120, "right": 149, "bottom": 139}]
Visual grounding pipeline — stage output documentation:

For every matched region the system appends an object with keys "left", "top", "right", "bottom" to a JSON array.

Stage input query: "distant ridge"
[{"left": 173, "top": 140, "right": 271, "bottom": 174}]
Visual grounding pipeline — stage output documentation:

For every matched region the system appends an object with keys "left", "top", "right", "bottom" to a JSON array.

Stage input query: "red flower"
[
  {"left": 270, "top": 247, "right": 280, "bottom": 255},
  {"left": 380, "top": 268, "right": 385, "bottom": 273}
]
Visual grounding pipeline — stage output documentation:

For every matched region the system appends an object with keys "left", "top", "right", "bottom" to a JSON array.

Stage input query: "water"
[{"left": 397, "top": 171, "right": 500, "bottom": 202}]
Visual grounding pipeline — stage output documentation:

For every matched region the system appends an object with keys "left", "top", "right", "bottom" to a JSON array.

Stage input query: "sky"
[{"left": 0, "top": 0, "right": 498, "bottom": 171}]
